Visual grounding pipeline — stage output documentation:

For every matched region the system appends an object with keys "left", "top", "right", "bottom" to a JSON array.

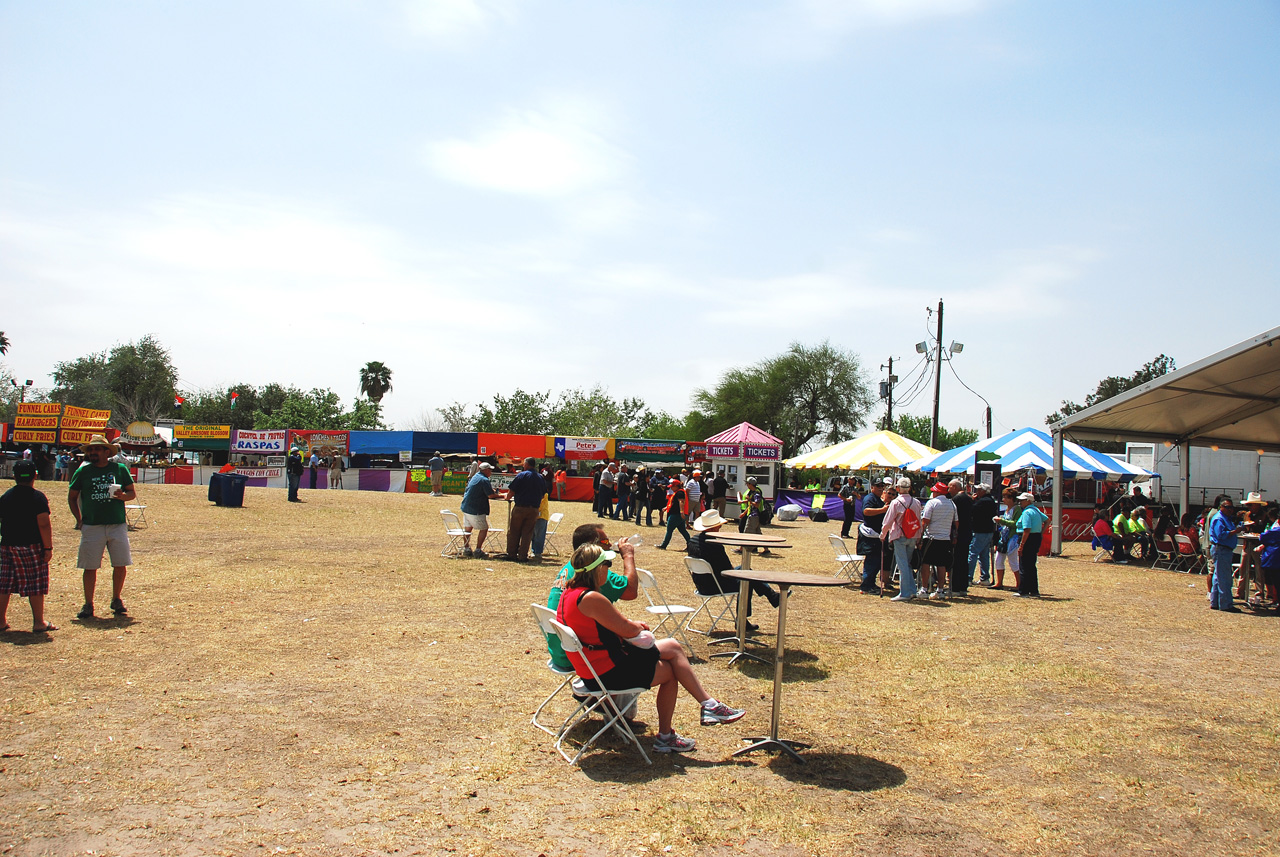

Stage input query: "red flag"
[
  {"left": 174, "top": 395, "right": 185, "bottom": 407},
  {"left": 230, "top": 391, "right": 239, "bottom": 409}
]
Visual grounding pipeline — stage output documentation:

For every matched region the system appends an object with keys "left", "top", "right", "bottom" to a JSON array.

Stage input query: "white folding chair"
[
  {"left": 683, "top": 557, "right": 737, "bottom": 636},
  {"left": 547, "top": 618, "right": 651, "bottom": 765},
  {"left": 125, "top": 503, "right": 148, "bottom": 531},
  {"left": 1153, "top": 536, "right": 1178, "bottom": 571},
  {"left": 530, "top": 604, "right": 588, "bottom": 737},
  {"left": 635, "top": 568, "right": 697, "bottom": 653},
  {"left": 440, "top": 510, "right": 467, "bottom": 558},
  {"left": 1172, "top": 535, "right": 1204, "bottom": 573},
  {"left": 543, "top": 512, "right": 566, "bottom": 557},
  {"left": 828, "top": 534, "right": 863, "bottom": 581}
]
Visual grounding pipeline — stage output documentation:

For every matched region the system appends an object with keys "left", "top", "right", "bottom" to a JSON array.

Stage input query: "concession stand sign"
[
  {"left": 707, "top": 443, "right": 740, "bottom": 458},
  {"left": 231, "top": 429, "right": 287, "bottom": 454},
  {"left": 553, "top": 437, "right": 613, "bottom": 461},
  {"left": 14, "top": 402, "right": 62, "bottom": 443},
  {"left": 744, "top": 445, "right": 781, "bottom": 460}
]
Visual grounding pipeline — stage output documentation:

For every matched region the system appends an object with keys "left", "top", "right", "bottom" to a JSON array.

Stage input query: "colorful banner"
[
  {"left": 685, "top": 442, "right": 707, "bottom": 464},
  {"left": 17, "top": 402, "right": 62, "bottom": 416},
  {"left": 290, "top": 430, "right": 349, "bottom": 456},
  {"left": 231, "top": 429, "right": 287, "bottom": 454},
  {"left": 706, "top": 443, "right": 740, "bottom": 458},
  {"left": 14, "top": 415, "right": 59, "bottom": 429},
  {"left": 175, "top": 425, "right": 231, "bottom": 440},
  {"left": 14, "top": 429, "right": 57, "bottom": 443},
  {"left": 551, "top": 436, "right": 614, "bottom": 460},
  {"left": 64, "top": 405, "right": 111, "bottom": 424},
  {"left": 615, "top": 439, "right": 685, "bottom": 460},
  {"left": 744, "top": 444, "right": 781, "bottom": 460}
]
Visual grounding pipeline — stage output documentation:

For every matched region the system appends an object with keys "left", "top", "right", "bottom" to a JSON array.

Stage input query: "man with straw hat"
[{"left": 67, "top": 434, "right": 137, "bottom": 619}]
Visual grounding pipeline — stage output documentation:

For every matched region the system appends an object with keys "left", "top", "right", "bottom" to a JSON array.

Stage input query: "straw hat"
[
  {"left": 80, "top": 434, "right": 119, "bottom": 454},
  {"left": 692, "top": 509, "right": 728, "bottom": 532},
  {"left": 1243, "top": 492, "right": 1267, "bottom": 506}
]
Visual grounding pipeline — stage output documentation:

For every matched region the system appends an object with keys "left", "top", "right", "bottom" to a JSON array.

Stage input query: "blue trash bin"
[
  {"left": 220, "top": 473, "right": 248, "bottom": 508},
  {"left": 208, "top": 472, "right": 224, "bottom": 505}
]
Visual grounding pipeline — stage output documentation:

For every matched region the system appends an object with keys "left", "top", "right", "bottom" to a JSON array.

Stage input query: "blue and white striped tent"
[{"left": 903, "top": 427, "right": 1154, "bottom": 481}]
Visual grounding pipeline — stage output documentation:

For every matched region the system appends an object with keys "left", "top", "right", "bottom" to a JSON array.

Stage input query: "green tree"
[
  {"left": 359, "top": 362, "right": 393, "bottom": 402},
  {"left": 548, "top": 386, "right": 654, "bottom": 437},
  {"left": 473, "top": 389, "right": 553, "bottom": 435},
  {"left": 51, "top": 335, "right": 179, "bottom": 427},
  {"left": 692, "top": 341, "right": 874, "bottom": 459},
  {"left": 1046, "top": 354, "right": 1177, "bottom": 424},
  {"left": 888, "top": 414, "right": 979, "bottom": 452}
]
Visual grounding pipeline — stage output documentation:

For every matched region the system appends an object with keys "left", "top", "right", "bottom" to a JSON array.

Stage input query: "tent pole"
[
  {"left": 1179, "top": 441, "right": 1190, "bottom": 520},
  {"left": 1051, "top": 429, "right": 1064, "bottom": 555}
]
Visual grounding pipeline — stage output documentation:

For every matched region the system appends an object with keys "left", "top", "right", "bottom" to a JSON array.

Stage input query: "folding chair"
[
  {"left": 543, "top": 512, "right": 566, "bottom": 557},
  {"left": 1090, "top": 533, "right": 1113, "bottom": 562},
  {"left": 529, "top": 604, "right": 587, "bottom": 737},
  {"left": 440, "top": 510, "right": 468, "bottom": 558},
  {"left": 828, "top": 534, "right": 863, "bottom": 580},
  {"left": 1172, "top": 535, "right": 1204, "bottom": 573},
  {"left": 125, "top": 503, "right": 148, "bottom": 531},
  {"left": 635, "top": 568, "right": 697, "bottom": 653},
  {"left": 1153, "top": 536, "right": 1178, "bottom": 571},
  {"left": 547, "top": 618, "right": 651, "bottom": 765},
  {"left": 683, "top": 557, "right": 737, "bottom": 636}
]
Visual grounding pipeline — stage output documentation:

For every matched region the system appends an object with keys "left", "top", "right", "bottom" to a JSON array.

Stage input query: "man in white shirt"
[{"left": 920, "top": 481, "right": 958, "bottom": 598}]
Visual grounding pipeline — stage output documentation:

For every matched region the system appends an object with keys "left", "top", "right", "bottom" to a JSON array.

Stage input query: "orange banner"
[
  {"left": 14, "top": 429, "right": 57, "bottom": 443},
  {"left": 60, "top": 417, "right": 111, "bottom": 430},
  {"left": 64, "top": 405, "right": 111, "bottom": 423},
  {"left": 59, "top": 429, "right": 102, "bottom": 445},
  {"left": 17, "top": 402, "right": 62, "bottom": 416},
  {"left": 174, "top": 425, "right": 231, "bottom": 440},
  {"left": 15, "top": 415, "right": 59, "bottom": 429}
]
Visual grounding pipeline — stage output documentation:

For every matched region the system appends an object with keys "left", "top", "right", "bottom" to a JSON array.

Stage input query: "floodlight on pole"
[
  {"left": 949, "top": 341, "right": 964, "bottom": 354},
  {"left": 914, "top": 341, "right": 929, "bottom": 354}
]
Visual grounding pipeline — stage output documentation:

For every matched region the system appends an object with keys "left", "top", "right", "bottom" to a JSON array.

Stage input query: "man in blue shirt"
[
  {"left": 1208, "top": 497, "right": 1241, "bottom": 612},
  {"left": 460, "top": 462, "right": 501, "bottom": 559},
  {"left": 505, "top": 457, "right": 546, "bottom": 562}
]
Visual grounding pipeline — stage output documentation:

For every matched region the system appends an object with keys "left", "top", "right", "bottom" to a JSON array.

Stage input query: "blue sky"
[{"left": 2, "top": 0, "right": 1277, "bottom": 441}]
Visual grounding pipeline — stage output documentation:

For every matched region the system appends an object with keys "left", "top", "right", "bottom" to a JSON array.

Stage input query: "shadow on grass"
[
  {"left": 71, "top": 615, "right": 138, "bottom": 630},
  {"left": 736, "top": 647, "right": 830, "bottom": 683},
  {"left": 762, "top": 751, "right": 907, "bottom": 791},
  {"left": 2, "top": 629, "right": 56, "bottom": 646}
]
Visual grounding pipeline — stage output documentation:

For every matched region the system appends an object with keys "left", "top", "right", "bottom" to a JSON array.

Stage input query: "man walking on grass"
[{"left": 67, "top": 434, "right": 137, "bottom": 620}]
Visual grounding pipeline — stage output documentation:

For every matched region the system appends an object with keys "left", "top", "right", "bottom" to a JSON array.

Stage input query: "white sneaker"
[
  {"left": 890, "top": 593, "right": 913, "bottom": 602},
  {"left": 928, "top": 590, "right": 940, "bottom": 600}
]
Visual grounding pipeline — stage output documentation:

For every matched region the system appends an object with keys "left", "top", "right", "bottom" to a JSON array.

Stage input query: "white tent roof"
[{"left": 1050, "top": 326, "right": 1280, "bottom": 452}]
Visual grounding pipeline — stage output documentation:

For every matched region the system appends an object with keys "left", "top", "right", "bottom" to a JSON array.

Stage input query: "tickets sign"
[
  {"left": 231, "top": 429, "right": 287, "bottom": 454},
  {"left": 706, "top": 444, "right": 740, "bottom": 458},
  {"left": 743, "top": 445, "right": 781, "bottom": 460},
  {"left": 17, "top": 403, "right": 62, "bottom": 416},
  {"left": 175, "top": 425, "right": 231, "bottom": 440}
]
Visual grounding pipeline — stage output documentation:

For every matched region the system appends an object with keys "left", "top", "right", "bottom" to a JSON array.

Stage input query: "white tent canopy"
[
  {"left": 1048, "top": 326, "right": 1280, "bottom": 553},
  {"left": 784, "top": 430, "right": 937, "bottom": 470}
]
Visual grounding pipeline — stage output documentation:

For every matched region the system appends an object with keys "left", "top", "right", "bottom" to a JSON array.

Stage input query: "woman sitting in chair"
[{"left": 556, "top": 543, "right": 746, "bottom": 754}]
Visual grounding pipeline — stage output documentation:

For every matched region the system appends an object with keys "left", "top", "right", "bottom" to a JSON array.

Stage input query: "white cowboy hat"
[
  {"left": 1243, "top": 491, "right": 1267, "bottom": 506},
  {"left": 693, "top": 509, "right": 728, "bottom": 532}
]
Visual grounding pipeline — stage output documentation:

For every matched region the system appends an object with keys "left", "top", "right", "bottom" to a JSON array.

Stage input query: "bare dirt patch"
[{"left": 3, "top": 485, "right": 1278, "bottom": 856}]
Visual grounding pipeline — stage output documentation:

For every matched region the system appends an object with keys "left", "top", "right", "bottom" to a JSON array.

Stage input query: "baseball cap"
[{"left": 13, "top": 461, "right": 36, "bottom": 480}]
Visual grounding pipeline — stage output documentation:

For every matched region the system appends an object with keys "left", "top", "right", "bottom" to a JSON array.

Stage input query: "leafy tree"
[
  {"left": 548, "top": 386, "right": 653, "bottom": 437},
  {"left": 434, "top": 402, "right": 475, "bottom": 433},
  {"left": 888, "top": 413, "right": 979, "bottom": 452},
  {"left": 473, "top": 389, "right": 553, "bottom": 435},
  {"left": 1046, "top": 354, "right": 1177, "bottom": 424},
  {"left": 51, "top": 335, "right": 179, "bottom": 427},
  {"left": 181, "top": 382, "right": 382, "bottom": 431},
  {"left": 692, "top": 341, "right": 874, "bottom": 459},
  {"left": 640, "top": 411, "right": 691, "bottom": 440}
]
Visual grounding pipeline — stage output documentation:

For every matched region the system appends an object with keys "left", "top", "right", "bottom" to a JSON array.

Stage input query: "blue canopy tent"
[{"left": 904, "top": 427, "right": 1154, "bottom": 481}]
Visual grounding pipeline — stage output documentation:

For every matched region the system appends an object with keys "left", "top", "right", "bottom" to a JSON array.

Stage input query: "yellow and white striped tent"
[{"left": 783, "top": 430, "right": 938, "bottom": 471}]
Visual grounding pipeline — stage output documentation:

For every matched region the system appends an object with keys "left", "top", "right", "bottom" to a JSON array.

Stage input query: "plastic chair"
[
  {"left": 440, "top": 510, "right": 467, "bottom": 558},
  {"left": 529, "top": 604, "right": 587, "bottom": 737},
  {"left": 683, "top": 557, "right": 737, "bottom": 636},
  {"left": 547, "top": 618, "right": 651, "bottom": 765},
  {"left": 828, "top": 534, "right": 863, "bottom": 580},
  {"left": 635, "top": 568, "right": 697, "bottom": 653},
  {"left": 543, "top": 512, "right": 566, "bottom": 557}
]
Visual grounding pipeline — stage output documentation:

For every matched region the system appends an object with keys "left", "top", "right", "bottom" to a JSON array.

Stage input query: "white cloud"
[
  {"left": 426, "top": 98, "right": 629, "bottom": 197},
  {"left": 401, "top": 0, "right": 518, "bottom": 46}
]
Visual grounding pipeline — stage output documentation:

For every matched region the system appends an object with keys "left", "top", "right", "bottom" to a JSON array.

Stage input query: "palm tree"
[
  {"left": 359, "top": 361, "right": 393, "bottom": 403},
  {"left": 0, "top": 331, "right": 9, "bottom": 355}
]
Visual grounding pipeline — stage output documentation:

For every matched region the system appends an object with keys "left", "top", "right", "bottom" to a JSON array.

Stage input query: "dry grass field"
[{"left": 3, "top": 483, "right": 1279, "bottom": 857}]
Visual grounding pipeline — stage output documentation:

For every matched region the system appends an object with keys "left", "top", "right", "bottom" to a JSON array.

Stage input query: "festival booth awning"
[
  {"left": 477, "top": 433, "right": 546, "bottom": 463},
  {"left": 349, "top": 431, "right": 413, "bottom": 455},
  {"left": 1047, "top": 325, "right": 1280, "bottom": 552},
  {"left": 784, "top": 430, "right": 938, "bottom": 470},
  {"left": 412, "top": 432, "right": 478, "bottom": 455},
  {"left": 905, "top": 427, "right": 1155, "bottom": 480},
  {"left": 615, "top": 438, "right": 686, "bottom": 463}
]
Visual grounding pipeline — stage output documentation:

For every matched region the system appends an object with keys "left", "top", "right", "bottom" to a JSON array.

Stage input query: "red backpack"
[{"left": 900, "top": 497, "right": 922, "bottom": 539}]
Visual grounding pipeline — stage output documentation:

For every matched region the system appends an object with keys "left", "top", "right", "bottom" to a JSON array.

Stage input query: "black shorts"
[
  {"left": 582, "top": 643, "right": 659, "bottom": 691},
  {"left": 922, "top": 539, "right": 953, "bottom": 567}
]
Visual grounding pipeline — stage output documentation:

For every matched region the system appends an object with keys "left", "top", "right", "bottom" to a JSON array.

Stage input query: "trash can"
[
  {"left": 220, "top": 473, "right": 249, "bottom": 508},
  {"left": 208, "top": 472, "right": 224, "bottom": 505}
]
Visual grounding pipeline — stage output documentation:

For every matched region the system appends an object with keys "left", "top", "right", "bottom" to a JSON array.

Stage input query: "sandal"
[{"left": 33, "top": 623, "right": 57, "bottom": 633}]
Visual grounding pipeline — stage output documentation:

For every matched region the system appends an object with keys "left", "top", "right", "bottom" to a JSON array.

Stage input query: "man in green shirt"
[{"left": 67, "top": 435, "right": 137, "bottom": 619}]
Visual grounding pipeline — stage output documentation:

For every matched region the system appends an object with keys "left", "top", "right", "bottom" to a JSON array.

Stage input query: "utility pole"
[
  {"left": 930, "top": 299, "right": 943, "bottom": 450},
  {"left": 880, "top": 357, "right": 897, "bottom": 430}
]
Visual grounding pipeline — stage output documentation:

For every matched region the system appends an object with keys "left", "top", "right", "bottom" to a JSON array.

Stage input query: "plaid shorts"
[{"left": 0, "top": 545, "right": 50, "bottom": 597}]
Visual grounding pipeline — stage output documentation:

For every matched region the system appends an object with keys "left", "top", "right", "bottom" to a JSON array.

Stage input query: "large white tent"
[{"left": 905, "top": 427, "right": 1153, "bottom": 480}]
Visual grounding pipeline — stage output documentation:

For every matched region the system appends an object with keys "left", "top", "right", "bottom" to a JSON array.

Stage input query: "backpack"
[{"left": 901, "top": 500, "right": 922, "bottom": 539}]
